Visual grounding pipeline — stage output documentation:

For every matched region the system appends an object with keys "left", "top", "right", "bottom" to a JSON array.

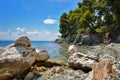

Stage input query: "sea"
[{"left": 0, "top": 41, "right": 68, "bottom": 62}]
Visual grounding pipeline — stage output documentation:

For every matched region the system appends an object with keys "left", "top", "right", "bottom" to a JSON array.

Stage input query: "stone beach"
[{"left": 0, "top": 36, "right": 120, "bottom": 80}]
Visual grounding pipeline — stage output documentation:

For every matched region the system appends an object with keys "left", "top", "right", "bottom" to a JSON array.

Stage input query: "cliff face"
[
  {"left": 56, "top": 33, "right": 100, "bottom": 45},
  {"left": 56, "top": 32, "right": 120, "bottom": 45}
]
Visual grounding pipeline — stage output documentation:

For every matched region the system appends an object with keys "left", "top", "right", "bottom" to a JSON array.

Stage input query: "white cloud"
[
  {"left": 43, "top": 18, "right": 57, "bottom": 24},
  {"left": 16, "top": 27, "right": 26, "bottom": 32},
  {"left": 0, "top": 27, "right": 59, "bottom": 41},
  {"left": 26, "top": 31, "right": 40, "bottom": 35},
  {"left": 16, "top": 27, "right": 27, "bottom": 35}
]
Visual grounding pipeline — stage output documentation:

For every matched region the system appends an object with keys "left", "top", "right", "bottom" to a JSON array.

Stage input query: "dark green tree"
[
  {"left": 59, "top": 0, "right": 120, "bottom": 43},
  {"left": 59, "top": 12, "right": 69, "bottom": 37}
]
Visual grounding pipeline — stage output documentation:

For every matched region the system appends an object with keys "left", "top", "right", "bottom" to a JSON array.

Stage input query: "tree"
[
  {"left": 59, "top": 12, "right": 69, "bottom": 37},
  {"left": 59, "top": 0, "right": 120, "bottom": 43}
]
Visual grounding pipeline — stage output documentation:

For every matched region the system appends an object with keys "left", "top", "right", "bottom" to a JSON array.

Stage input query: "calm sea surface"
[{"left": 0, "top": 41, "right": 68, "bottom": 62}]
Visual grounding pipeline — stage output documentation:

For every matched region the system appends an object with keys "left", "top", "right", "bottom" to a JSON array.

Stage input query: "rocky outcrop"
[
  {"left": 68, "top": 52, "right": 97, "bottom": 72},
  {"left": 55, "top": 34, "right": 77, "bottom": 44},
  {"left": 68, "top": 45, "right": 97, "bottom": 72},
  {"left": 86, "top": 54, "right": 120, "bottom": 80},
  {"left": 0, "top": 36, "right": 36, "bottom": 80},
  {"left": 80, "top": 33, "right": 92, "bottom": 45}
]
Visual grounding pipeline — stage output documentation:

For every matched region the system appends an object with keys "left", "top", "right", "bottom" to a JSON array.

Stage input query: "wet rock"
[
  {"left": 0, "top": 36, "right": 36, "bottom": 80},
  {"left": 36, "top": 49, "right": 50, "bottom": 61}
]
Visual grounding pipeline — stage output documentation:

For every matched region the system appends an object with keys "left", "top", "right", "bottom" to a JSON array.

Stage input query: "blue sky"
[{"left": 0, "top": 0, "right": 81, "bottom": 41}]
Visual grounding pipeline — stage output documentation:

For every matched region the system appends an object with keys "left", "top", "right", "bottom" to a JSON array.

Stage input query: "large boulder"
[
  {"left": 86, "top": 54, "right": 120, "bottom": 80},
  {"left": 68, "top": 45, "right": 97, "bottom": 72},
  {"left": 0, "top": 36, "right": 36, "bottom": 80},
  {"left": 68, "top": 52, "right": 97, "bottom": 72}
]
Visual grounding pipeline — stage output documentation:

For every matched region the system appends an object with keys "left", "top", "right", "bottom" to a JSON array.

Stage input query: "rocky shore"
[{"left": 0, "top": 36, "right": 120, "bottom": 80}]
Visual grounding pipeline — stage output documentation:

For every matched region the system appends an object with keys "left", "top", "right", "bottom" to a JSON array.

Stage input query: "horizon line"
[{"left": 0, "top": 39, "right": 54, "bottom": 41}]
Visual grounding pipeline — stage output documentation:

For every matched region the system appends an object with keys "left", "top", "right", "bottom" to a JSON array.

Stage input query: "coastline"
[{"left": 0, "top": 36, "right": 120, "bottom": 80}]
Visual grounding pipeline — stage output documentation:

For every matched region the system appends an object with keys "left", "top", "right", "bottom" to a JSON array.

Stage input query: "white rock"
[
  {"left": 68, "top": 45, "right": 78, "bottom": 54},
  {"left": 69, "top": 52, "right": 97, "bottom": 71}
]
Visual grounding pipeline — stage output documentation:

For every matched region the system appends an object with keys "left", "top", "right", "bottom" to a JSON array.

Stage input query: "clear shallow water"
[{"left": 0, "top": 41, "right": 68, "bottom": 61}]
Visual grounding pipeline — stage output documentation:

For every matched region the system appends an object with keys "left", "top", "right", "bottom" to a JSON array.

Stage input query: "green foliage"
[
  {"left": 59, "top": 12, "right": 69, "bottom": 37},
  {"left": 96, "top": 26, "right": 107, "bottom": 34},
  {"left": 59, "top": 0, "right": 120, "bottom": 42},
  {"left": 77, "top": 28, "right": 90, "bottom": 33}
]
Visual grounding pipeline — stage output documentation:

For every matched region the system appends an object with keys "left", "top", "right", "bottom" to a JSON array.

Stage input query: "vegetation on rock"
[{"left": 59, "top": 0, "right": 120, "bottom": 44}]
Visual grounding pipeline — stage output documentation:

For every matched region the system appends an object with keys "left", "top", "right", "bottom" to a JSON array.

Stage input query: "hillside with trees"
[{"left": 57, "top": 0, "right": 120, "bottom": 45}]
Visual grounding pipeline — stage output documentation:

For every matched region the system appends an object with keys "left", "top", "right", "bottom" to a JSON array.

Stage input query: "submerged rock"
[{"left": 0, "top": 36, "right": 36, "bottom": 80}]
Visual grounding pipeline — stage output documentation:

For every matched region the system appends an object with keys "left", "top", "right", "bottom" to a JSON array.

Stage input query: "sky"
[{"left": 0, "top": 0, "right": 82, "bottom": 41}]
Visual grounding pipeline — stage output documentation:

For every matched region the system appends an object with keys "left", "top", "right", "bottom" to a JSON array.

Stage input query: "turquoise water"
[{"left": 0, "top": 41, "right": 68, "bottom": 61}]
